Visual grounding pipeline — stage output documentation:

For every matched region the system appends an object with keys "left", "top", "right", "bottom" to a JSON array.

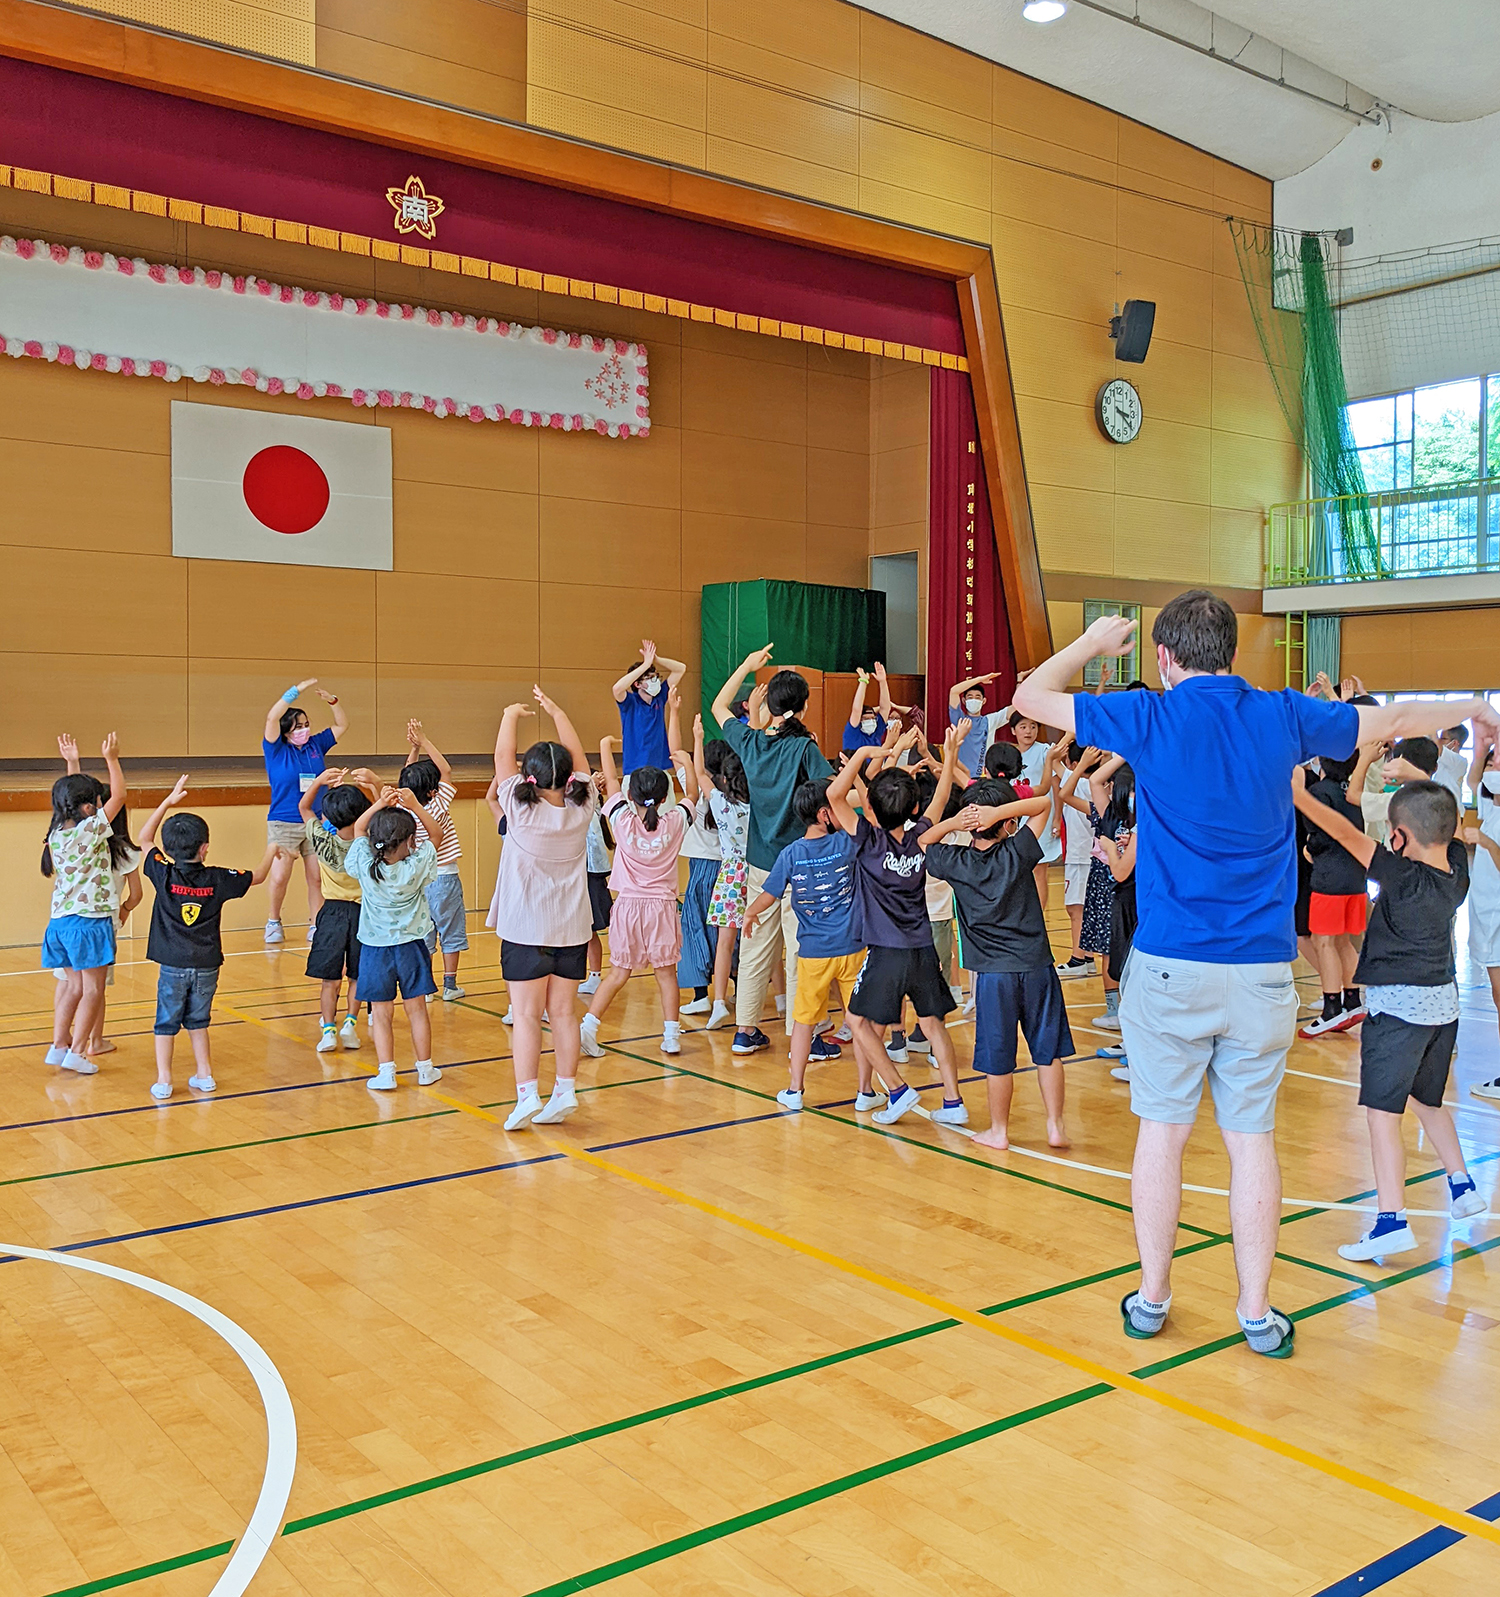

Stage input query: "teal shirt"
[
  {"left": 345, "top": 834, "right": 438, "bottom": 946},
  {"left": 719, "top": 719, "right": 833, "bottom": 872}
]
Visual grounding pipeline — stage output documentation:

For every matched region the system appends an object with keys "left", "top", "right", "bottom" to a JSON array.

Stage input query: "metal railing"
[{"left": 1266, "top": 476, "right": 1500, "bottom": 587}]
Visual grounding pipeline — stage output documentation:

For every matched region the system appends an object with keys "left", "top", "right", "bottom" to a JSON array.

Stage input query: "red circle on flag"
[{"left": 242, "top": 446, "right": 330, "bottom": 534}]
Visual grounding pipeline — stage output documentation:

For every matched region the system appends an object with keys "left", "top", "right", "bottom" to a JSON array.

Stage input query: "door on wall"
[{"left": 869, "top": 553, "right": 919, "bottom": 674}]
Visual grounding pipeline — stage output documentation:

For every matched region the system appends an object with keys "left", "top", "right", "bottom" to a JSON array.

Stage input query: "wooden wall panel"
[{"left": 76, "top": 0, "right": 312, "bottom": 62}]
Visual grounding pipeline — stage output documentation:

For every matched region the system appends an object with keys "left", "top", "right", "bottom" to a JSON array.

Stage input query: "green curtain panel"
[
  {"left": 700, "top": 579, "right": 887, "bottom": 732},
  {"left": 1305, "top": 613, "right": 1341, "bottom": 687}
]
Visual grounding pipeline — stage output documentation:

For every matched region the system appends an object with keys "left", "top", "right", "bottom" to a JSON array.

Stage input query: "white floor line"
[
  {"left": 1, "top": 1243, "right": 296, "bottom": 1596},
  {"left": 901, "top": 1106, "right": 1491, "bottom": 1221},
  {"left": 1283, "top": 1065, "right": 1500, "bottom": 1120}
]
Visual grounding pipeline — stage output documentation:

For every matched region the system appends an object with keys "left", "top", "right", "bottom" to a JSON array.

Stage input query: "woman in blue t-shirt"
[
  {"left": 612, "top": 638, "right": 686, "bottom": 775},
  {"left": 260, "top": 677, "right": 348, "bottom": 945}
]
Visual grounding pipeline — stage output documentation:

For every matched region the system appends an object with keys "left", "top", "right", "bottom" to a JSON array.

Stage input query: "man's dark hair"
[
  {"left": 162, "top": 812, "right": 210, "bottom": 860},
  {"left": 1389, "top": 781, "right": 1457, "bottom": 846},
  {"left": 1392, "top": 736, "right": 1439, "bottom": 777},
  {"left": 1151, "top": 589, "right": 1237, "bottom": 675},
  {"left": 1445, "top": 724, "right": 1470, "bottom": 748}
]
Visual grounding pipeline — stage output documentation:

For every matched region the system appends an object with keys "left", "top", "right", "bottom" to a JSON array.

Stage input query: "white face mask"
[
  {"left": 642, "top": 677, "right": 662, "bottom": 698},
  {"left": 1483, "top": 772, "right": 1500, "bottom": 795},
  {"left": 964, "top": 696, "right": 983, "bottom": 714},
  {"left": 861, "top": 717, "right": 878, "bottom": 735}
]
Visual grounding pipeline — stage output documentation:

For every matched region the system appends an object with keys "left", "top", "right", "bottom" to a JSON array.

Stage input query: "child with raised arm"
[
  {"left": 580, "top": 737, "right": 693, "bottom": 1059},
  {"left": 487, "top": 688, "right": 596, "bottom": 1128},
  {"left": 345, "top": 787, "right": 443, "bottom": 1093},
  {"left": 138, "top": 776, "right": 279, "bottom": 1100},
  {"left": 696, "top": 717, "right": 752, "bottom": 1035},
  {"left": 668, "top": 689, "right": 719, "bottom": 1016},
  {"left": 827, "top": 723, "right": 969, "bottom": 1127},
  {"left": 1054, "top": 744, "right": 1098, "bottom": 978},
  {"left": 921, "top": 760, "right": 1069, "bottom": 1150},
  {"left": 41, "top": 733, "right": 129, "bottom": 1075},
  {"left": 400, "top": 720, "right": 468, "bottom": 1001},
  {"left": 1293, "top": 770, "right": 1487, "bottom": 1260},
  {"left": 843, "top": 663, "right": 894, "bottom": 755},
  {"left": 743, "top": 779, "right": 873, "bottom": 1112},
  {"left": 613, "top": 637, "right": 688, "bottom": 781},
  {"left": 300, "top": 766, "right": 379, "bottom": 1053},
  {"left": 1297, "top": 750, "right": 1370, "bottom": 1039}
]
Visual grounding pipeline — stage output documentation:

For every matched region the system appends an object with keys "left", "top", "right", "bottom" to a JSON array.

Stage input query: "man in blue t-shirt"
[{"left": 1015, "top": 588, "right": 1500, "bottom": 1359}]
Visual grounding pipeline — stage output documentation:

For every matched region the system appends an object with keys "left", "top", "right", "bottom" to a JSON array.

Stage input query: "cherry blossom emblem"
[
  {"left": 585, "top": 353, "right": 630, "bottom": 409},
  {"left": 385, "top": 175, "right": 445, "bottom": 241}
]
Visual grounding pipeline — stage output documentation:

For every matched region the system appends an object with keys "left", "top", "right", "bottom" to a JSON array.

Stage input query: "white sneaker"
[
  {"left": 961, "top": 996, "right": 975, "bottom": 1017},
  {"left": 1110, "top": 1065, "right": 1132, "bottom": 1082},
  {"left": 533, "top": 1087, "right": 577, "bottom": 1125},
  {"left": 930, "top": 1101, "right": 969, "bottom": 1126},
  {"left": 149, "top": 1081, "right": 172, "bottom": 1100},
  {"left": 44, "top": 1045, "right": 66, "bottom": 1066},
  {"left": 661, "top": 1024, "right": 682, "bottom": 1056},
  {"left": 578, "top": 973, "right": 602, "bottom": 997},
  {"left": 885, "top": 1035, "right": 909, "bottom": 1064},
  {"left": 317, "top": 1026, "right": 338, "bottom": 1053},
  {"left": 504, "top": 1092, "right": 542, "bottom": 1130},
  {"left": 415, "top": 1062, "right": 442, "bottom": 1086},
  {"left": 1451, "top": 1182, "right": 1487, "bottom": 1219},
  {"left": 854, "top": 1090, "right": 885, "bottom": 1111},
  {"left": 949, "top": 984, "right": 965, "bottom": 1005},
  {"left": 61, "top": 1050, "right": 98, "bottom": 1075},
  {"left": 579, "top": 1019, "right": 605, "bottom": 1058},
  {"left": 188, "top": 1074, "right": 216, "bottom": 1093},
  {"left": 777, "top": 1088, "right": 804, "bottom": 1110},
  {"left": 340, "top": 1018, "right": 360, "bottom": 1049},
  {"left": 681, "top": 995, "right": 712, "bottom": 1015},
  {"left": 833, "top": 1024, "right": 853, "bottom": 1044},
  {"left": 872, "top": 1087, "right": 919, "bottom": 1125},
  {"left": 1093, "top": 1013, "right": 1122, "bottom": 1032},
  {"left": 440, "top": 984, "right": 466, "bottom": 1002},
  {"left": 367, "top": 1063, "right": 398, "bottom": 1092},
  {"left": 1472, "top": 1077, "right": 1500, "bottom": 1101},
  {"left": 1338, "top": 1224, "right": 1416, "bottom": 1262},
  {"left": 501, "top": 1007, "right": 514, "bottom": 1025},
  {"left": 264, "top": 919, "right": 284, "bottom": 945},
  {"left": 705, "top": 1000, "right": 732, "bottom": 1031},
  {"left": 306, "top": 919, "right": 317, "bottom": 942}
]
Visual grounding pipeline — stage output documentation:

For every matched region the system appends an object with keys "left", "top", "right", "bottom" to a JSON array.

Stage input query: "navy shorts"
[
  {"left": 358, "top": 940, "right": 437, "bottom": 1002},
  {"left": 972, "top": 967, "right": 1075, "bottom": 1076},
  {"left": 155, "top": 965, "right": 220, "bottom": 1036}
]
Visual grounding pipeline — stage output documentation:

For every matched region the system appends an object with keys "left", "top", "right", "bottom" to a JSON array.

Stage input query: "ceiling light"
[{"left": 1022, "top": 0, "right": 1067, "bottom": 20}]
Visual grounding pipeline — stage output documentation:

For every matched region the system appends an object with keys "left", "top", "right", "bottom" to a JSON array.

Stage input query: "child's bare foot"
[
  {"left": 971, "top": 1126, "right": 1010, "bottom": 1150},
  {"left": 87, "top": 1039, "right": 116, "bottom": 1056},
  {"left": 1047, "top": 1119, "right": 1071, "bottom": 1149}
]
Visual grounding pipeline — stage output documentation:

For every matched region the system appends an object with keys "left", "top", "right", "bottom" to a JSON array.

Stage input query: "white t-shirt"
[
  {"left": 1063, "top": 777, "right": 1093, "bottom": 865},
  {"left": 1017, "top": 742, "right": 1062, "bottom": 863},
  {"left": 1436, "top": 747, "right": 1467, "bottom": 808}
]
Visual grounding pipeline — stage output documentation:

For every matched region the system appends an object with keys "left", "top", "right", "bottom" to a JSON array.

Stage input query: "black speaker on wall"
[{"left": 1110, "top": 299, "right": 1156, "bottom": 364}]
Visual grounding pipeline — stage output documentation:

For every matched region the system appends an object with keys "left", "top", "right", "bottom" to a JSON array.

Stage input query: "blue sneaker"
[
  {"left": 732, "top": 1027, "right": 770, "bottom": 1056},
  {"left": 808, "top": 1035, "right": 842, "bottom": 1062}
]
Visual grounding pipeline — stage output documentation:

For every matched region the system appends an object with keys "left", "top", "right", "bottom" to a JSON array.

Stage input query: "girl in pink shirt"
[{"left": 580, "top": 737, "right": 692, "bottom": 1059}]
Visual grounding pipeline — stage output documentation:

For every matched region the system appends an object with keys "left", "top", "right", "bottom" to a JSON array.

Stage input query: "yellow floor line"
[
  {"left": 425, "top": 1084, "right": 1500, "bottom": 1550},
  {"left": 215, "top": 1001, "right": 322, "bottom": 1050}
]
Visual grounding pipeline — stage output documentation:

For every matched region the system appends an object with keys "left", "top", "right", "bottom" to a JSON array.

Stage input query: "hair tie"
[
  {"left": 522, "top": 774, "right": 537, "bottom": 784},
  {"left": 644, "top": 796, "right": 657, "bottom": 806}
]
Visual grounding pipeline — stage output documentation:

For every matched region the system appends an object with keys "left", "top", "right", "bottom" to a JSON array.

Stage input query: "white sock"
[
  {"left": 415, "top": 1058, "right": 432, "bottom": 1070},
  {"left": 580, "top": 1013, "right": 599, "bottom": 1032},
  {"left": 664, "top": 1020, "right": 681, "bottom": 1033},
  {"left": 554, "top": 1076, "right": 576, "bottom": 1093},
  {"left": 517, "top": 1080, "right": 541, "bottom": 1100},
  {"left": 774, "top": 995, "right": 787, "bottom": 1015}
]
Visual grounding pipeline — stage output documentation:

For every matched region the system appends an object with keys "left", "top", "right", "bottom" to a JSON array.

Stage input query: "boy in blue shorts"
[
  {"left": 744, "top": 778, "right": 879, "bottom": 1113},
  {"left": 921, "top": 764, "right": 1071, "bottom": 1150}
]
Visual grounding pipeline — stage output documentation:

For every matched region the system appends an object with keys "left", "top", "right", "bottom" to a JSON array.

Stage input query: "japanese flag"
[{"left": 171, "top": 401, "right": 393, "bottom": 570}]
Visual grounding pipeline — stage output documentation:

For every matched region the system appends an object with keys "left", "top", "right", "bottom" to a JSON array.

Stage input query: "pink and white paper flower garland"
[{"left": 0, "top": 235, "right": 650, "bottom": 437}]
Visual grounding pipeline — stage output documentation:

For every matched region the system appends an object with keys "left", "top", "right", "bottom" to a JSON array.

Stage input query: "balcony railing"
[{"left": 1266, "top": 477, "right": 1500, "bottom": 588}]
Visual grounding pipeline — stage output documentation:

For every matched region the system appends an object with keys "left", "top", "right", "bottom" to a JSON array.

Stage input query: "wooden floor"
[{"left": 4, "top": 883, "right": 1500, "bottom": 1597}]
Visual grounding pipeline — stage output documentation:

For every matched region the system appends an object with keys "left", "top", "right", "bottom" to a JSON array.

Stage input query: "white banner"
[{"left": 0, "top": 235, "right": 650, "bottom": 438}]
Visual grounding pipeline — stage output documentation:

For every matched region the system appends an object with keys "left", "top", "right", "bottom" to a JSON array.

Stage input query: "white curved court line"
[
  {"left": 901, "top": 1107, "right": 1493, "bottom": 1220},
  {"left": 2, "top": 1242, "right": 296, "bottom": 1597}
]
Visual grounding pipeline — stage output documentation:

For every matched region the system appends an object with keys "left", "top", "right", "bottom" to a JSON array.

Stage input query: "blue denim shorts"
[
  {"left": 358, "top": 940, "right": 437, "bottom": 1003},
  {"left": 155, "top": 965, "right": 220, "bottom": 1035},
  {"left": 424, "top": 873, "right": 469, "bottom": 953}
]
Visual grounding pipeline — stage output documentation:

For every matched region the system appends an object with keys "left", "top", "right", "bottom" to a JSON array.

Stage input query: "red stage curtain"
[
  {"left": 925, "top": 367, "right": 1015, "bottom": 737},
  {"left": 0, "top": 58, "right": 963, "bottom": 358}
]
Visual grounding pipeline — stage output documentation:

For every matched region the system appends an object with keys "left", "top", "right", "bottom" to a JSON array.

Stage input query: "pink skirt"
[{"left": 608, "top": 895, "right": 682, "bottom": 970}]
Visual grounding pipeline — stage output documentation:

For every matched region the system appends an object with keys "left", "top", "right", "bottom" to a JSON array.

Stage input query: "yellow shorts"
[{"left": 793, "top": 951, "right": 867, "bottom": 1027}]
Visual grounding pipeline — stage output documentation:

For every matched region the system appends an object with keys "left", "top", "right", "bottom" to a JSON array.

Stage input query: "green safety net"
[
  {"left": 1229, "top": 221, "right": 1384, "bottom": 578},
  {"left": 699, "top": 579, "right": 887, "bottom": 734}
]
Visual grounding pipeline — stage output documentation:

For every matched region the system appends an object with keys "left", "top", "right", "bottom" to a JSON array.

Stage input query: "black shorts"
[
  {"left": 588, "top": 872, "right": 613, "bottom": 934},
  {"left": 848, "top": 943, "right": 956, "bottom": 1028},
  {"left": 1359, "top": 1011, "right": 1457, "bottom": 1114},
  {"left": 972, "top": 967, "right": 1074, "bottom": 1075},
  {"left": 501, "top": 940, "right": 589, "bottom": 983},
  {"left": 306, "top": 899, "right": 361, "bottom": 983}
]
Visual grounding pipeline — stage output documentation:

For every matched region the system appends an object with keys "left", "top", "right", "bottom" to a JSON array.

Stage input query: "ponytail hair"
[
  {"left": 629, "top": 765, "right": 669, "bottom": 832},
  {"left": 41, "top": 773, "right": 100, "bottom": 877},
  {"left": 766, "top": 669, "right": 814, "bottom": 742},
  {"left": 366, "top": 807, "right": 416, "bottom": 881},
  {"left": 699, "top": 738, "right": 731, "bottom": 830},
  {"left": 513, "top": 740, "right": 592, "bottom": 808},
  {"left": 1102, "top": 762, "right": 1135, "bottom": 837}
]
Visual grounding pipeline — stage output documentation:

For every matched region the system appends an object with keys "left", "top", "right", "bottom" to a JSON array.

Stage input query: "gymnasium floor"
[{"left": 4, "top": 887, "right": 1500, "bottom": 1597}]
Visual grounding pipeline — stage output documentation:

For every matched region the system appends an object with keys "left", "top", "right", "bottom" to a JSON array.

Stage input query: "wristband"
[
  {"left": 326, "top": 695, "right": 339, "bottom": 705},
  {"left": 284, "top": 685, "right": 300, "bottom": 702}
]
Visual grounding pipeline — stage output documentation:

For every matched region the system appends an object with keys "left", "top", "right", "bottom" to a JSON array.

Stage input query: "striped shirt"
[{"left": 422, "top": 781, "right": 462, "bottom": 872}]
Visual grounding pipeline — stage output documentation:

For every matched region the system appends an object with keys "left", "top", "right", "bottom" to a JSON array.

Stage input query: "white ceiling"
[{"left": 857, "top": 0, "right": 1500, "bottom": 179}]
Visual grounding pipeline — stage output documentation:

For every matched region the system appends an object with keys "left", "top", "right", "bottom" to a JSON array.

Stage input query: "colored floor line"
[
  {"left": 1315, "top": 1488, "right": 1500, "bottom": 1595},
  {"left": 33, "top": 1157, "right": 1477, "bottom": 1597}
]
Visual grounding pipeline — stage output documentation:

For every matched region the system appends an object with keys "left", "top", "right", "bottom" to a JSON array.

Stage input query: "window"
[{"left": 1081, "top": 599, "right": 1140, "bottom": 686}]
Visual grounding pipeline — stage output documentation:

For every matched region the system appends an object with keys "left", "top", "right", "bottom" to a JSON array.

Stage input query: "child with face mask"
[
  {"left": 947, "top": 672, "right": 1003, "bottom": 775},
  {"left": 612, "top": 637, "right": 687, "bottom": 783},
  {"left": 843, "top": 663, "right": 894, "bottom": 755}
]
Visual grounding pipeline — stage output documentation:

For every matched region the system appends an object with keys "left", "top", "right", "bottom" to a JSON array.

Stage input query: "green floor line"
[
  {"left": 39, "top": 1540, "right": 233, "bottom": 1597},
  {"left": 0, "top": 1073, "right": 670, "bottom": 1191}
]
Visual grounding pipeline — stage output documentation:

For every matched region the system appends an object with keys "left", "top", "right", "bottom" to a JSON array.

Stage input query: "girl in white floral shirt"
[{"left": 41, "top": 733, "right": 127, "bottom": 1075}]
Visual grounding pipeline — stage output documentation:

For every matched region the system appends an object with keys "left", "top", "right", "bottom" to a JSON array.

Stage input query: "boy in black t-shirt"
[
  {"left": 827, "top": 723, "right": 970, "bottom": 1127},
  {"left": 922, "top": 772, "right": 1070, "bottom": 1151},
  {"left": 1293, "top": 773, "right": 1487, "bottom": 1261},
  {"left": 139, "top": 777, "right": 279, "bottom": 1101},
  {"left": 1298, "top": 750, "right": 1371, "bottom": 1038}
]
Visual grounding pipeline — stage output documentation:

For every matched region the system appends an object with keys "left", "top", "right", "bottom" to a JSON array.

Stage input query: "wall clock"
[{"left": 1096, "top": 378, "right": 1143, "bottom": 444}]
